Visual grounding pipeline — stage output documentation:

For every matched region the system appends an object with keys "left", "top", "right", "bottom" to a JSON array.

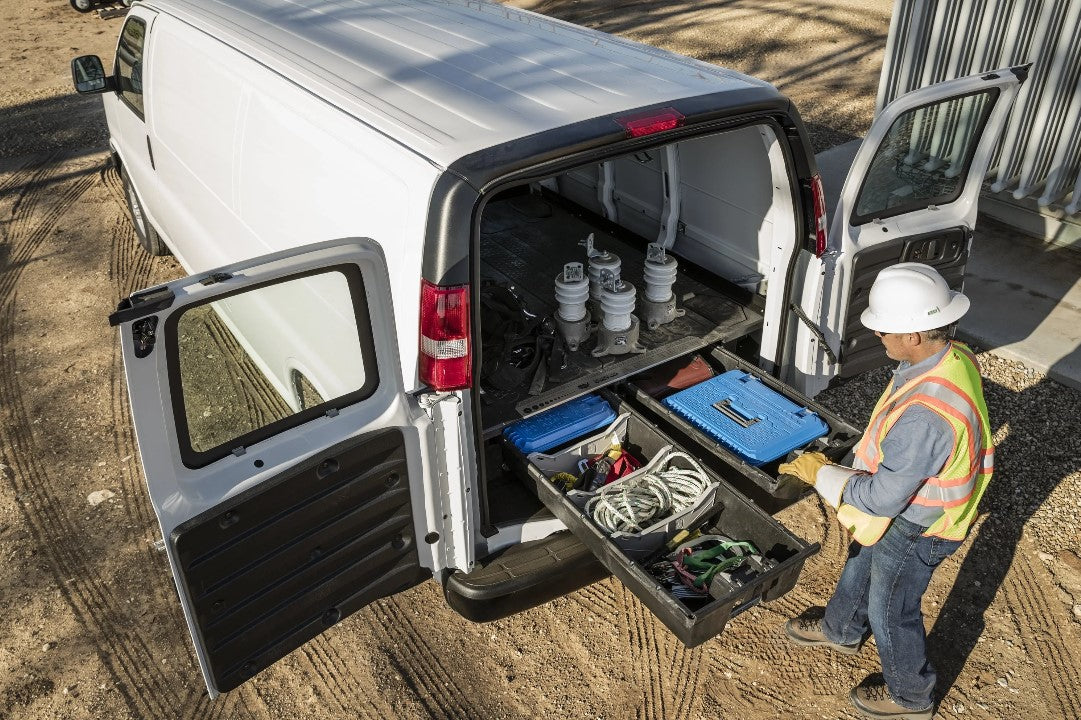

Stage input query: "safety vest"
[{"left": 837, "top": 341, "right": 994, "bottom": 544}]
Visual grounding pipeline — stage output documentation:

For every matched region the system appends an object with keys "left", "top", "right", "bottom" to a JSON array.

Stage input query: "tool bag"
[{"left": 479, "top": 281, "right": 567, "bottom": 399}]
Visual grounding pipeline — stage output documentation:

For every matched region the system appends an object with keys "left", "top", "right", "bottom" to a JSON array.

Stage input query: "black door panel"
[
  {"left": 840, "top": 227, "right": 969, "bottom": 378},
  {"left": 171, "top": 428, "right": 428, "bottom": 692}
]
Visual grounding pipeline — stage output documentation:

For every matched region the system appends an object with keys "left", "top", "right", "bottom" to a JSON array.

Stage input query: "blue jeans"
[{"left": 822, "top": 516, "right": 962, "bottom": 710}]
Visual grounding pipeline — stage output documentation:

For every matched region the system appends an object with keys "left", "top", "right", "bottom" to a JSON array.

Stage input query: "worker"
[{"left": 779, "top": 263, "right": 994, "bottom": 720}]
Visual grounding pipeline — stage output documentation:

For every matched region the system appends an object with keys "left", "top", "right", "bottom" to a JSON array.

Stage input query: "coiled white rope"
[{"left": 586, "top": 450, "right": 711, "bottom": 534}]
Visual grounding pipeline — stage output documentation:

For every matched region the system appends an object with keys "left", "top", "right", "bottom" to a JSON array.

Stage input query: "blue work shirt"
[{"left": 841, "top": 344, "right": 954, "bottom": 528}]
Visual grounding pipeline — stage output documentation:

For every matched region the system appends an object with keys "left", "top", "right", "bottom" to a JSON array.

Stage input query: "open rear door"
[
  {"left": 111, "top": 239, "right": 437, "bottom": 696},
  {"left": 793, "top": 66, "right": 1027, "bottom": 393}
]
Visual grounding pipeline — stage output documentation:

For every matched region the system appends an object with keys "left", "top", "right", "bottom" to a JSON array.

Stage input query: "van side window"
[{"left": 115, "top": 17, "right": 148, "bottom": 119}]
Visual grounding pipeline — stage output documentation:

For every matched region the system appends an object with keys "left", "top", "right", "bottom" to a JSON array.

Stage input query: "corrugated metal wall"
[{"left": 878, "top": 0, "right": 1081, "bottom": 215}]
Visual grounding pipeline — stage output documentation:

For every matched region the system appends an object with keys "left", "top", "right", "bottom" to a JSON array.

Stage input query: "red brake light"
[
  {"left": 419, "top": 279, "right": 472, "bottom": 391},
  {"left": 810, "top": 173, "right": 828, "bottom": 257},
  {"left": 615, "top": 108, "right": 685, "bottom": 138}
]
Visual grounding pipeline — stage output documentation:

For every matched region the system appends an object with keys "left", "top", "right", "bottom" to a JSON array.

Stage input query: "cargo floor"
[{"left": 479, "top": 192, "right": 762, "bottom": 437}]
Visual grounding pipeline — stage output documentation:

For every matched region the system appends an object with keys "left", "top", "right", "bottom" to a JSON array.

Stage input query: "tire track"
[
  {"left": 2, "top": 151, "right": 57, "bottom": 221},
  {"left": 0, "top": 155, "right": 39, "bottom": 198},
  {"left": 0, "top": 156, "right": 235, "bottom": 719},
  {"left": 0, "top": 300, "right": 201, "bottom": 720},
  {"left": 0, "top": 160, "right": 98, "bottom": 304},
  {"left": 1001, "top": 550, "right": 1081, "bottom": 719},
  {"left": 572, "top": 578, "right": 621, "bottom": 624},
  {"left": 359, "top": 595, "right": 480, "bottom": 720},
  {"left": 619, "top": 583, "right": 670, "bottom": 720},
  {"left": 300, "top": 636, "right": 383, "bottom": 720}
]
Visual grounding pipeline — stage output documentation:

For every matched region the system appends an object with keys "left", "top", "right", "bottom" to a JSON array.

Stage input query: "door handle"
[{"left": 146, "top": 136, "right": 155, "bottom": 170}]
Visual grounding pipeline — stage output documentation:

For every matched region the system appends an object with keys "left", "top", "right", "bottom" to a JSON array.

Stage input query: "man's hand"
[{"left": 778, "top": 451, "right": 829, "bottom": 485}]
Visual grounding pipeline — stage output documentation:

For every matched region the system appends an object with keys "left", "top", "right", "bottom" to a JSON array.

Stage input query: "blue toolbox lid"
[
  {"left": 662, "top": 370, "right": 828, "bottom": 466},
  {"left": 504, "top": 394, "right": 618, "bottom": 454}
]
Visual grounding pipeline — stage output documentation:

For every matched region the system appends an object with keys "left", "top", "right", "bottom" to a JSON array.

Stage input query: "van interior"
[{"left": 473, "top": 121, "right": 859, "bottom": 535}]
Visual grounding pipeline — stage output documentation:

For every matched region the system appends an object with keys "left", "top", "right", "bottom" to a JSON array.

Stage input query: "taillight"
[
  {"left": 810, "top": 173, "right": 828, "bottom": 257},
  {"left": 615, "top": 108, "right": 685, "bottom": 138},
  {"left": 419, "top": 279, "right": 472, "bottom": 391}
]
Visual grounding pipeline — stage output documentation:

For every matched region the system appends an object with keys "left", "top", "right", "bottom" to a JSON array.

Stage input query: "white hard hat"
[{"left": 860, "top": 262, "right": 969, "bottom": 333}]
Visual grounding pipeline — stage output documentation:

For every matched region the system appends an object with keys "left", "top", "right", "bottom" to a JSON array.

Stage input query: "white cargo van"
[{"left": 72, "top": 0, "right": 1023, "bottom": 696}]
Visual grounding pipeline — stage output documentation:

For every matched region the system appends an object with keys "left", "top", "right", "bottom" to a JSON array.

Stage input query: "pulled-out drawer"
[
  {"left": 506, "top": 400, "right": 819, "bottom": 647},
  {"left": 627, "top": 347, "right": 862, "bottom": 499}
]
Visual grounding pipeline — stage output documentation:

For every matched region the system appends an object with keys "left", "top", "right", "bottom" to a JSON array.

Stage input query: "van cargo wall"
[
  {"left": 670, "top": 126, "right": 783, "bottom": 292},
  {"left": 548, "top": 125, "right": 794, "bottom": 295}
]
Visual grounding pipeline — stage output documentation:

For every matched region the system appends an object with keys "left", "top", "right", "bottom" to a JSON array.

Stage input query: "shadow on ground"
[{"left": 0, "top": 91, "right": 109, "bottom": 161}]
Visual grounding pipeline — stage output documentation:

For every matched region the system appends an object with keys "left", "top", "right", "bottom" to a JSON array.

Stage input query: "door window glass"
[
  {"left": 115, "top": 17, "right": 148, "bottom": 119},
  {"left": 169, "top": 266, "right": 379, "bottom": 467},
  {"left": 852, "top": 89, "right": 998, "bottom": 225}
]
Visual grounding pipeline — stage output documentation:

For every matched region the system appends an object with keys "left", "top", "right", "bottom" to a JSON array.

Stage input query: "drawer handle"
[{"left": 712, "top": 399, "right": 760, "bottom": 428}]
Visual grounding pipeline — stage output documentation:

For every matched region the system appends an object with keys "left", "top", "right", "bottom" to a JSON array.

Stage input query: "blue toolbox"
[
  {"left": 662, "top": 371, "right": 828, "bottom": 465},
  {"left": 504, "top": 394, "right": 618, "bottom": 453}
]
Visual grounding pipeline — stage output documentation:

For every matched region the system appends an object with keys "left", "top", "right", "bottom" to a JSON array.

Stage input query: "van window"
[
  {"left": 852, "top": 89, "right": 997, "bottom": 224},
  {"left": 168, "top": 266, "right": 379, "bottom": 467},
  {"left": 115, "top": 17, "right": 148, "bottom": 119}
]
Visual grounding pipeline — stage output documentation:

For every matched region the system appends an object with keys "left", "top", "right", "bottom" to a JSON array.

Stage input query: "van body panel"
[
  {"left": 113, "top": 239, "right": 440, "bottom": 697},
  {"left": 138, "top": 11, "right": 443, "bottom": 391},
  {"left": 104, "top": 10, "right": 166, "bottom": 243},
  {"left": 140, "top": 0, "right": 774, "bottom": 168}
]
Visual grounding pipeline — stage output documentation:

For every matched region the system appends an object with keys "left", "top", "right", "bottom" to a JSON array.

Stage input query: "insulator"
[
  {"left": 599, "top": 271, "right": 636, "bottom": 332},
  {"left": 554, "top": 262, "right": 589, "bottom": 322},
  {"left": 643, "top": 243, "right": 678, "bottom": 303}
]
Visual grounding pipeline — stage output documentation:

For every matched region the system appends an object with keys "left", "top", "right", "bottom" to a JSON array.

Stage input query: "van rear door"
[
  {"left": 792, "top": 67, "right": 1026, "bottom": 393},
  {"left": 111, "top": 239, "right": 441, "bottom": 696}
]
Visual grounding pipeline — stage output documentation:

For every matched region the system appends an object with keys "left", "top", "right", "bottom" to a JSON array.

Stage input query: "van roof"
[{"left": 148, "top": 0, "right": 780, "bottom": 167}]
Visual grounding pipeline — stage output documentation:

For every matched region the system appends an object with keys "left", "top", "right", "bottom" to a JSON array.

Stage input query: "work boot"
[
  {"left": 850, "top": 674, "right": 933, "bottom": 720},
  {"left": 783, "top": 607, "right": 863, "bottom": 655}
]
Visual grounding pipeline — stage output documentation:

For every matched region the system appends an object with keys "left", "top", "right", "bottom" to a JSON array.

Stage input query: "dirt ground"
[{"left": 2, "top": 2, "right": 1081, "bottom": 720}]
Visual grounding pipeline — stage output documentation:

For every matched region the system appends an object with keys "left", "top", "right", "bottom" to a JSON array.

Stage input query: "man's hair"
[{"left": 921, "top": 324, "right": 955, "bottom": 343}]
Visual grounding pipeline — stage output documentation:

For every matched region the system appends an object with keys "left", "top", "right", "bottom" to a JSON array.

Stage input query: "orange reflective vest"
[{"left": 837, "top": 341, "right": 994, "bottom": 544}]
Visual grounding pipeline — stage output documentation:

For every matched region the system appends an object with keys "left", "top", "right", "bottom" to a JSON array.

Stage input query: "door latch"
[{"left": 132, "top": 316, "right": 159, "bottom": 358}]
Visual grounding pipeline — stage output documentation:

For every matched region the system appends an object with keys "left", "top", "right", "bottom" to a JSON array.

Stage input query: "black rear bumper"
[{"left": 443, "top": 531, "right": 608, "bottom": 623}]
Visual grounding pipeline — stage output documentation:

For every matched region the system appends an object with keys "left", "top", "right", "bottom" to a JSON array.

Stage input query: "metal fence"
[{"left": 877, "top": 0, "right": 1081, "bottom": 215}]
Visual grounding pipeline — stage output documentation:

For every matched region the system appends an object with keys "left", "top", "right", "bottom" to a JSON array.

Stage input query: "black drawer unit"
[
  {"left": 506, "top": 401, "right": 819, "bottom": 648},
  {"left": 627, "top": 347, "right": 863, "bottom": 500}
]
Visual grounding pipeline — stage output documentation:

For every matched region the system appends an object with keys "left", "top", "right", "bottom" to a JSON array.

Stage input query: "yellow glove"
[{"left": 777, "top": 451, "right": 829, "bottom": 485}]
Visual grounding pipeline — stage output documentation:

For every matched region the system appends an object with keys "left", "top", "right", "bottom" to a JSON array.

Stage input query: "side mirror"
[{"left": 71, "top": 55, "right": 113, "bottom": 94}]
